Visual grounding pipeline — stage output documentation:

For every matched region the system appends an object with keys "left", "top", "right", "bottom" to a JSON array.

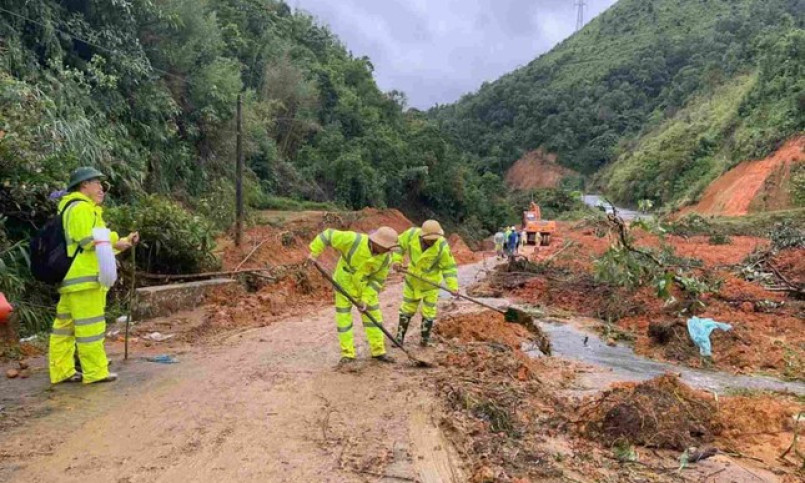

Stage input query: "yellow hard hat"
[
  {"left": 369, "top": 226, "right": 399, "bottom": 249},
  {"left": 421, "top": 220, "right": 444, "bottom": 241}
]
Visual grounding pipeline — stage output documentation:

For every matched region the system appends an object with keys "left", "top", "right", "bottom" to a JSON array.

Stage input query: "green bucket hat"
[{"left": 67, "top": 167, "right": 106, "bottom": 191}]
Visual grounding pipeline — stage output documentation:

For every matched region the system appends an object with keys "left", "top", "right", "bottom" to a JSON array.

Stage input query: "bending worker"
[
  {"left": 308, "top": 226, "right": 399, "bottom": 365},
  {"left": 392, "top": 220, "right": 458, "bottom": 347},
  {"left": 50, "top": 167, "right": 138, "bottom": 384}
]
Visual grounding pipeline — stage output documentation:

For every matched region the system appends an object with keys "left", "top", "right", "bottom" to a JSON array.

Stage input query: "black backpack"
[{"left": 30, "top": 199, "right": 85, "bottom": 284}]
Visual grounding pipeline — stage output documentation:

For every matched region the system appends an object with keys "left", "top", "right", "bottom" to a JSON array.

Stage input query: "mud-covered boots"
[
  {"left": 396, "top": 314, "right": 412, "bottom": 346},
  {"left": 420, "top": 319, "right": 435, "bottom": 347}
]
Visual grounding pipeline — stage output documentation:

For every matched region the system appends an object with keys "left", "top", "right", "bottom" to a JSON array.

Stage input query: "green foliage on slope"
[
  {"left": 0, "top": 0, "right": 513, "bottom": 336},
  {"left": 431, "top": 0, "right": 804, "bottom": 205}
]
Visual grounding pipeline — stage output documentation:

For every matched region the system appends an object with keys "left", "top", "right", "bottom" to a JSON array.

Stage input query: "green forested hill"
[
  {"left": 431, "top": 0, "right": 804, "bottom": 206},
  {"left": 0, "top": 0, "right": 511, "bottom": 237}
]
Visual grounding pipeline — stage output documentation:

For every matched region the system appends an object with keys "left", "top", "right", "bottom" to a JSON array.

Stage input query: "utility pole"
[
  {"left": 235, "top": 93, "right": 244, "bottom": 247},
  {"left": 575, "top": 0, "right": 586, "bottom": 32}
]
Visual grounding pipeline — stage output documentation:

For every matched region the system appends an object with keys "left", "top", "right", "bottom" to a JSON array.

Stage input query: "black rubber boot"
[
  {"left": 372, "top": 354, "right": 396, "bottom": 363},
  {"left": 396, "top": 314, "right": 411, "bottom": 346},
  {"left": 420, "top": 319, "right": 435, "bottom": 347}
]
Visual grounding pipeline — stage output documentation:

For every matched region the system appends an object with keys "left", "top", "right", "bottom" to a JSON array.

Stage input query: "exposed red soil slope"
[
  {"left": 686, "top": 136, "right": 804, "bottom": 216},
  {"left": 447, "top": 233, "right": 480, "bottom": 264},
  {"left": 505, "top": 149, "right": 577, "bottom": 190},
  {"left": 221, "top": 209, "right": 478, "bottom": 272},
  {"left": 201, "top": 209, "right": 482, "bottom": 338}
]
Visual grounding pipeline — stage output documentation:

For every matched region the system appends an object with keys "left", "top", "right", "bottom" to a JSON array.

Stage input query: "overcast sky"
[{"left": 293, "top": 0, "right": 619, "bottom": 109}]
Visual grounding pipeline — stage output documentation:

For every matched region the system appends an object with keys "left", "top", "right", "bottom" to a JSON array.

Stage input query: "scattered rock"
[
  {"left": 18, "top": 370, "right": 29, "bottom": 379},
  {"left": 739, "top": 301, "right": 754, "bottom": 313},
  {"left": 6, "top": 369, "right": 19, "bottom": 379},
  {"left": 18, "top": 361, "right": 29, "bottom": 370}
]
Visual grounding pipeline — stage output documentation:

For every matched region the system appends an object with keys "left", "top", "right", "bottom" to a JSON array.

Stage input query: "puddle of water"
[
  {"left": 450, "top": 261, "right": 805, "bottom": 396},
  {"left": 538, "top": 320, "right": 805, "bottom": 395}
]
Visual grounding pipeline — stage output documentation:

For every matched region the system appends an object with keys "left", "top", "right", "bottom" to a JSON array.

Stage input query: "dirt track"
[{"left": 0, "top": 270, "right": 466, "bottom": 482}]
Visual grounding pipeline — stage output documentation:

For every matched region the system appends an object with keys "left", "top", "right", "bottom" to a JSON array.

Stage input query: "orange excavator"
[{"left": 522, "top": 202, "right": 556, "bottom": 246}]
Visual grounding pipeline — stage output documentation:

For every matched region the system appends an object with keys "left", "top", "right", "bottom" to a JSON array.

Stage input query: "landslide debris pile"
[
  {"left": 437, "top": 310, "right": 552, "bottom": 357},
  {"left": 433, "top": 341, "right": 573, "bottom": 482},
  {"left": 578, "top": 374, "right": 721, "bottom": 451},
  {"left": 429, "top": 308, "right": 804, "bottom": 481},
  {"left": 502, "top": 219, "right": 805, "bottom": 380}
]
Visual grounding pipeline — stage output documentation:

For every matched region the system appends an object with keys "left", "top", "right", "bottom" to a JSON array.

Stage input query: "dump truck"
[{"left": 522, "top": 202, "right": 556, "bottom": 246}]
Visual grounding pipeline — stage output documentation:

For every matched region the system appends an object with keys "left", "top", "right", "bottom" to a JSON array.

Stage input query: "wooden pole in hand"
[
  {"left": 125, "top": 245, "right": 136, "bottom": 360},
  {"left": 235, "top": 93, "right": 244, "bottom": 247}
]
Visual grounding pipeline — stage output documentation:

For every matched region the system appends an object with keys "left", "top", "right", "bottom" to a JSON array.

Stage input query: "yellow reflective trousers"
[
  {"left": 399, "top": 278, "right": 439, "bottom": 320},
  {"left": 334, "top": 268, "right": 386, "bottom": 359},
  {"left": 49, "top": 288, "right": 109, "bottom": 384},
  {"left": 310, "top": 229, "right": 391, "bottom": 359}
]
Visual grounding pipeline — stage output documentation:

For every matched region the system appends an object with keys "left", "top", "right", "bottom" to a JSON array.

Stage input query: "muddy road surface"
[
  {"left": 0, "top": 269, "right": 466, "bottom": 483},
  {"left": 2, "top": 256, "right": 802, "bottom": 482}
]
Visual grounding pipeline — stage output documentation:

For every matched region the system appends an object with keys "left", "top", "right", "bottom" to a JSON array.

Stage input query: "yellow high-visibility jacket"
[
  {"left": 58, "top": 192, "right": 120, "bottom": 293},
  {"left": 393, "top": 227, "right": 458, "bottom": 292},
  {"left": 310, "top": 229, "right": 392, "bottom": 304}
]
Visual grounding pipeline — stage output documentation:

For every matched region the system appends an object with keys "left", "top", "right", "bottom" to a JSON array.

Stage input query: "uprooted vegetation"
[
  {"left": 579, "top": 374, "right": 720, "bottom": 450},
  {"left": 429, "top": 311, "right": 805, "bottom": 481},
  {"left": 485, "top": 214, "right": 805, "bottom": 380}
]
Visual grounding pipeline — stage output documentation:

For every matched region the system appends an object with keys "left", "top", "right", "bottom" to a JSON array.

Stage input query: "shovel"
[
  {"left": 312, "top": 260, "right": 433, "bottom": 368},
  {"left": 400, "top": 269, "right": 551, "bottom": 356}
]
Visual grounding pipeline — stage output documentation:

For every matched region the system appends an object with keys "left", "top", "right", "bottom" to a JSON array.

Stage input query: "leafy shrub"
[
  {"left": 107, "top": 196, "right": 220, "bottom": 274},
  {"left": 509, "top": 188, "right": 588, "bottom": 220},
  {"left": 708, "top": 233, "right": 732, "bottom": 245},
  {"left": 0, "top": 217, "right": 54, "bottom": 337},
  {"left": 667, "top": 213, "right": 716, "bottom": 237},
  {"left": 792, "top": 164, "right": 805, "bottom": 208},
  {"left": 770, "top": 220, "right": 805, "bottom": 250},
  {"left": 253, "top": 195, "right": 341, "bottom": 212}
]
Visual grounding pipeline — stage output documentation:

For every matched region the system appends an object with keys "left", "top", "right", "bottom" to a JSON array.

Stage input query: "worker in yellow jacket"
[
  {"left": 392, "top": 220, "right": 458, "bottom": 347},
  {"left": 50, "top": 167, "right": 139, "bottom": 384},
  {"left": 308, "top": 226, "right": 399, "bottom": 365}
]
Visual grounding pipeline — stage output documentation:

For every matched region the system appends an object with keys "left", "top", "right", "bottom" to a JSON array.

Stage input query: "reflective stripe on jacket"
[
  {"left": 58, "top": 192, "right": 119, "bottom": 293},
  {"left": 392, "top": 227, "right": 458, "bottom": 293},
  {"left": 310, "top": 229, "right": 392, "bottom": 304}
]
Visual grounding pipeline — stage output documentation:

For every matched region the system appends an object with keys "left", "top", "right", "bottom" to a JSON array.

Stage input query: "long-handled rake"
[{"left": 312, "top": 260, "right": 434, "bottom": 368}]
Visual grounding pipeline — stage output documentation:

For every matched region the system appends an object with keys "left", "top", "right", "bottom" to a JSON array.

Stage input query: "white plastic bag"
[{"left": 93, "top": 227, "right": 117, "bottom": 288}]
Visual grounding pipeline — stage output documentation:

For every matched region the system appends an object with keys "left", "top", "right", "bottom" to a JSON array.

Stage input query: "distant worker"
[
  {"left": 493, "top": 229, "right": 505, "bottom": 259},
  {"left": 503, "top": 226, "right": 512, "bottom": 256},
  {"left": 520, "top": 228, "right": 527, "bottom": 250},
  {"left": 392, "top": 220, "right": 459, "bottom": 347},
  {"left": 308, "top": 226, "right": 399, "bottom": 365},
  {"left": 507, "top": 227, "right": 519, "bottom": 257},
  {"left": 49, "top": 167, "right": 139, "bottom": 384}
]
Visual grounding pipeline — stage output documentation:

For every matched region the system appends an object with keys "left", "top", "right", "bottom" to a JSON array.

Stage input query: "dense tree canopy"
[{"left": 0, "top": 0, "right": 512, "bottom": 238}]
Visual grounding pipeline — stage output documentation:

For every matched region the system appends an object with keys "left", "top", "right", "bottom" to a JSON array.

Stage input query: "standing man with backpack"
[{"left": 39, "top": 167, "right": 138, "bottom": 384}]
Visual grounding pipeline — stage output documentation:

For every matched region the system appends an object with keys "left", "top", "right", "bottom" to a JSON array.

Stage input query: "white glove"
[{"left": 93, "top": 228, "right": 118, "bottom": 288}]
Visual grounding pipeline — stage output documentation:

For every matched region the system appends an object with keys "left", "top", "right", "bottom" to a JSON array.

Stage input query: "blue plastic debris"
[
  {"left": 145, "top": 354, "right": 179, "bottom": 364},
  {"left": 686, "top": 317, "right": 732, "bottom": 357}
]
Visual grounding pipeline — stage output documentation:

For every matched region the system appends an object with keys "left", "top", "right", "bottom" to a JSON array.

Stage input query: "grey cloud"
[{"left": 294, "top": 0, "right": 618, "bottom": 108}]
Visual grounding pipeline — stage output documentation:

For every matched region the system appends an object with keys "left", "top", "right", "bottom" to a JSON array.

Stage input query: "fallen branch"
[
  {"left": 136, "top": 268, "right": 273, "bottom": 281},
  {"left": 541, "top": 240, "right": 575, "bottom": 263},
  {"left": 779, "top": 411, "right": 804, "bottom": 468},
  {"left": 234, "top": 238, "right": 270, "bottom": 271},
  {"left": 766, "top": 263, "right": 804, "bottom": 295}
]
